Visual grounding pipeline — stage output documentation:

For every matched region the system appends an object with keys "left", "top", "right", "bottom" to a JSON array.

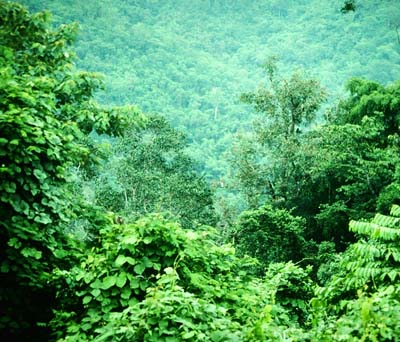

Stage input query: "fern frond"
[
  {"left": 372, "top": 213, "right": 400, "bottom": 228},
  {"left": 352, "top": 242, "right": 381, "bottom": 259},
  {"left": 390, "top": 204, "right": 400, "bottom": 217},
  {"left": 349, "top": 221, "right": 400, "bottom": 241},
  {"left": 342, "top": 263, "right": 381, "bottom": 290},
  {"left": 381, "top": 269, "right": 399, "bottom": 282},
  {"left": 384, "top": 246, "right": 400, "bottom": 262},
  {"left": 353, "top": 263, "right": 387, "bottom": 281},
  {"left": 328, "top": 210, "right": 400, "bottom": 295}
]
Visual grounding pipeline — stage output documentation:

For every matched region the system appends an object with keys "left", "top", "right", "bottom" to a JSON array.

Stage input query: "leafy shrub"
[
  {"left": 310, "top": 205, "right": 400, "bottom": 341},
  {"left": 234, "top": 205, "right": 307, "bottom": 273},
  {"left": 51, "top": 215, "right": 276, "bottom": 341},
  {"left": 245, "top": 262, "right": 313, "bottom": 341}
]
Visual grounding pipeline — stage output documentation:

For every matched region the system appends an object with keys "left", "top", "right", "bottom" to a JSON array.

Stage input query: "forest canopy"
[{"left": 2, "top": 0, "right": 400, "bottom": 341}]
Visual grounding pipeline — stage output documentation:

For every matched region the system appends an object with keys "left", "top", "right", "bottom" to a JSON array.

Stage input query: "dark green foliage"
[
  {"left": 0, "top": 2, "right": 131, "bottom": 338},
  {"left": 338, "top": 78, "right": 400, "bottom": 138},
  {"left": 341, "top": 0, "right": 356, "bottom": 13},
  {"left": 377, "top": 180, "right": 400, "bottom": 213},
  {"left": 246, "top": 262, "right": 314, "bottom": 340},
  {"left": 232, "top": 77, "right": 400, "bottom": 254},
  {"left": 265, "top": 262, "right": 314, "bottom": 326},
  {"left": 234, "top": 205, "right": 307, "bottom": 272},
  {"left": 302, "top": 79, "right": 400, "bottom": 247}
]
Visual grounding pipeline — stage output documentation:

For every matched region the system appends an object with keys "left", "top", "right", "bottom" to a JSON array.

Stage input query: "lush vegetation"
[
  {"left": 2, "top": 0, "right": 400, "bottom": 341},
  {"left": 12, "top": 0, "right": 400, "bottom": 179}
]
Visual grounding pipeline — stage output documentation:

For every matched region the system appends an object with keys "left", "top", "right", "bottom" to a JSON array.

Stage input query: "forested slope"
[
  {"left": 15, "top": 0, "right": 400, "bottom": 178},
  {"left": 2, "top": 1, "right": 400, "bottom": 341}
]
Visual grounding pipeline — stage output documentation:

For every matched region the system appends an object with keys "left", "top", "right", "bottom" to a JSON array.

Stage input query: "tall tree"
[
  {"left": 300, "top": 78, "right": 400, "bottom": 247},
  {"left": 231, "top": 58, "right": 326, "bottom": 207}
]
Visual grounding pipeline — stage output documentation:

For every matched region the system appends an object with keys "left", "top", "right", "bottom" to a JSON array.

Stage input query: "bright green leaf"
[
  {"left": 115, "top": 255, "right": 127, "bottom": 267},
  {"left": 134, "top": 262, "right": 145, "bottom": 275},
  {"left": 101, "top": 275, "right": 116, "bottom": 290},
  {"left": 91, "top": 288, "right": 101, "bottom": 298},
  {"left": 82, "top": 296, "right": 92, "bottom": 305},
  {"left": 116, "top": 272, "right": 127, "bottom": 288}
]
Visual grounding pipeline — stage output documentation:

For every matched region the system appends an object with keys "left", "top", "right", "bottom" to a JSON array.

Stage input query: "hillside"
[
  {"left": 3, "top": 2, "right": 400, "bottom": 340},
  {"left": 16, "top": 0, "right": 400, "bottom": 178}
]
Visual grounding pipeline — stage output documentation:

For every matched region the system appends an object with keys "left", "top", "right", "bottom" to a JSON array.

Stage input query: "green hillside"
[
  {"left": 3, "top": 1, "right": 400, "bottom": 340},
  {"left": 16, "top": 0, "right": 400, "bottom": 178}
]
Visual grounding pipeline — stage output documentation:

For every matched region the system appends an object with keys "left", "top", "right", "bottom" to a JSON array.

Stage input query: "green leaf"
[
  {"left": 388, "top": 270, "right": 398, "bottom": 282},
  {"left": 7, "top": 238, "right": 21, "bottom": 249},
  {"left": 82, "top": 296, "right": 92, "bottom": 305},
  {"left": 115, "top": 255, "right": 127, "bottom": 267},
  {"left": 158, "top": 319, "right": 169, "bottom": 330},
  {"left": 143, "top": 236, "right": 153, "bottom": 244},
  {"left": 11, "top": 199, "right": 29, "bottom": 214},
  {"left": 3, "top": 182, "right": 16, "bottom": 193},
  {"left": 21, "top": 247, "right": 42, "bottom": 259},
  {"left": 47, "top": 134, "right": 61, "bottom": 145},
  {"left": 128, "top": 297, "right": 138, "bottom": 306},
  {"left": 121, "top": 287, "right": 131, "bottom": 299},
  {"left": 9, "top": 139, "right": 19, "bottom": 146},
  {"left": 33, "top": 169, "right": 47, "bottom": 181},
  {"left": 164, "top": 267, "right": 175, "bottom": 275},
  {"left": 130, "top": 278, "right": 140, "bottom": 289},
  {"left": 182, "top": 331, "right": 196, "bottom": 339},
  {"left": 101, "top": 276, "right": 116, "bottom": 290},
  {"left": 134, "top": 262, "right": 145, "bottom": 275},
  {"left": 123, "top": 236, "right": 138, "bottom": 244},
  {"left": 91, "top": 288, "right": 101, "bottom": 298},
  {"left": 115, "top": 255, "right": 136, "bottom": 266},
  {"left": 139, "top": 280, "right": 148, "bottom": 291},
  {"left": 33, "top": 213, "right": 52, "bottom": 224},
  {"left": 116, "top": 272, "right": 127, "bottom": 288}
]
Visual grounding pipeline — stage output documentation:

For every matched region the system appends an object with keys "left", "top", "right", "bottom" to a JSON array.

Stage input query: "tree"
[
  {"left": 300, "top": 78, "right": 400, "bottom": 248},
  {"left": 231, "top": 58, "right": 326, "bottom": 208},
  {"left": 240, "top": 57, "right": 326, "bottom": 141},
  {"left": 233, "top": 205, "right": 307, "bottom": 273},
  {"left": 341, "top": 0, "right": 356, "bottom": 13},
  {"left": 0, "top": 2, "right": 133, "bottom": 338},
  {"left": 92, "top": 114, "right": 216, "bottom": 228},
  {"left": 336, "top": 78, "right": 400, "bottom": 141}
]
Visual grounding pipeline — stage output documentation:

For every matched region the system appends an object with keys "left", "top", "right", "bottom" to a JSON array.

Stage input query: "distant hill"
[{"left": 17, "top": 0, "right": 400, "bottom": 178}]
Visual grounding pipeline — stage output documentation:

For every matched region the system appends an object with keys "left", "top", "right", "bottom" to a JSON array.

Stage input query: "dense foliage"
[
  {"left": 92, "top": 113, "right": 216, "bottom": 228},
  {"left": 2, "top": 1, "right": 400, "bottom": 341},
  {"left": 0, "top": 2, "right": 134, "bottom": 339},
  {"left": 51, "top": 215, "right": 271, "bottom": 341},
  {"left": 310, "top": 205, "right": 400, "bottom": 340},
  {"left": 234, "top": 205, "right": 308, "bottom": 272},
  {"left": 14, "top": 0, "right": 400, "bottom": 179}
]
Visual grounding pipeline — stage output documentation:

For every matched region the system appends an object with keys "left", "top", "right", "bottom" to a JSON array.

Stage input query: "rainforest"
[{"left": 1, "top": 0, "right": 400, "bottom": 341}]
